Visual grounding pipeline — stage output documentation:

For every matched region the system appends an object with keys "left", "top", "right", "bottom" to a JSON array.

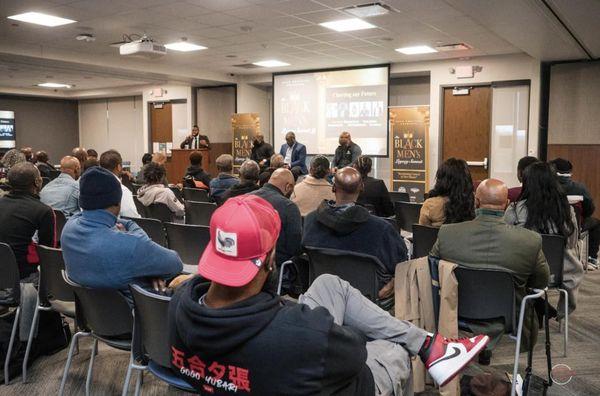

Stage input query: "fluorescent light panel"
[
  {"left": 395, "top": 45, "right": 438, "bottom": 55},
  {"left": 8, "top": 12, "right": 76, "bottom": 27},
  {"left": 37, "top": 82, "right": 71, "bottom": 88},
  {"left": 165, "top": 41, "right": 207, "bottom": 52},
  {"left": 320, "top": 18, "right": 376, "bottom": 32},
  {"left": 252, "top": 60, "right": 290, "bottom": 68}
]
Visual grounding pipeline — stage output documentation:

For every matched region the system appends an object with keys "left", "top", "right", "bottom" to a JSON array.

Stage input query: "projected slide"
[{"left": 274, "top": 66, "right": 389, "bottom": 155}]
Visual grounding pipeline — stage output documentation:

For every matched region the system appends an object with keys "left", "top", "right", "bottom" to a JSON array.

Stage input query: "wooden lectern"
[{"left": 167, "top": 148, "right": 210, "bottom": 184}]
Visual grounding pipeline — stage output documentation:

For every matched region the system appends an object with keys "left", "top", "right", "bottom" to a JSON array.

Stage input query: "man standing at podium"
[{"left": 180, "top": 125, "right": 210, "bottom": 149}]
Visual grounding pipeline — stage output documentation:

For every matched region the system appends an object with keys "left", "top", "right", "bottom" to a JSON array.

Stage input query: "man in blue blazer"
[{"left": 279, "top": 131, "right": 307, "bottom": 178}]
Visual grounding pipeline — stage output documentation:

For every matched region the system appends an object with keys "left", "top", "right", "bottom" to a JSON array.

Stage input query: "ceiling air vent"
[
  {"left": 233, "top": 63, "right": 261, "bottom": 69},
  {"left": 435, "top": 43, "right": 471, "bottom": 52}
]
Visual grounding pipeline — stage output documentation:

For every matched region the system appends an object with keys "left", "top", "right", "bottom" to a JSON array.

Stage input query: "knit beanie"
[{"left": 79, "top": 166, "right": 122, "bottom": 210}]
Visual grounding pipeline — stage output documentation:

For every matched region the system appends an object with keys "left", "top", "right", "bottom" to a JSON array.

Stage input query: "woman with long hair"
[
  {"left": 504, "top": 161, "right": 582, "bottom": 316},
  {"left": 419, "top": 158, "right": 475, "bottom": 226},
  {"left": 354, "top": 155, "right": 394, "bottom": 217}
]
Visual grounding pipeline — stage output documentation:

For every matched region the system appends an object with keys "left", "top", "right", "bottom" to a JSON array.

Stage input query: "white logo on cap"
[{"left": 216, "top": 228, "right": 237, "bottom": 257}]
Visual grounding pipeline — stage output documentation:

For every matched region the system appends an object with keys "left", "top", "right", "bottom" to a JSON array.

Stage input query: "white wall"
[{"left": 236, "top": 79, "right": 272, "bottom": 142}]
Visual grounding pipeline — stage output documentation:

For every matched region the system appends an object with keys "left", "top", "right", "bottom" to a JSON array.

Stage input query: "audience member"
[
  {"left": 508, "top": 156, "right": 538, "bottom": 202},
  {"left": 504, "top": 162, "right": 583, "bottom": 315},
  {"left": 354, "top": 155, "right": 394, "bottom": 217},
  {"left": 420, "top": 158, "right": 475, "bottom": 227},
  {"left": 34, "top": 150, "right": 56, "bottom": 178},
  {"left": 431, "top": 179, "right": 549, "bottom": 363},
  {"left": 250, "top": 132, "right": 274, "bottom": 170},
  {"left": 332, "top": 131, "right": 362, "bottom": 170},
  {"left": 86, "top": 149, "right": 98, "bottom": 160},
  {"left": 40, "top": 156, "right": 81, "bottom": 217},
  {"left": 549, "top": 157, "right": 600, "bottom": 266},
  {"left": 61, "top": 167, "right": 182, "bottom": 298},
  {"left": 137, "top": 162, "right": 184, "bottom": 217},
  {"left": 0, "top": 162, "right": 56, "bottom": 279},
  {"left": 278, "top": 131, "right": 307, "bottom": 178},
  {"left": 135, "top": 153, "right": 153, "bottom": 184},
  {"left": 220, "top": 160, "right": 260, "bottom": 203},
  {"left": 303, "top": 167, "right": 408, "bottom": 296},
  {"left": 168, "top": 194, "right": 488, "bottom": 394},
  {"left": 1, "top": 148, "right": 26, "bottom": 170},
  {"left": 20, "top": 147, "right": 34, "bottom": 162},
  {"left": 71, "top": 147, "right": 88, "bottom": 167},
  {"left": 99, "top": 149, "right": 140, "bottom": 218},
  {"left": 251, "top": 168, "right": 302, "bottom": 266},
  {"left": 258, "top": 153, "right": 285, "bottom": 186},
  {"left": 209, "top": 154, "right": 238, "bottom": 205},
  {"left": 291, "top": 155, "right": 334, "bottom": 216},
  {"left": 82, "top": 157, "right": 99, "bottom": 172},
  {"left": 183, "top": 151, "right": 211, "bottom": 189}
]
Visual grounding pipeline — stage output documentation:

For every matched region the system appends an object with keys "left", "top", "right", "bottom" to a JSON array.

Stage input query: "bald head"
[
  {"left": 60, "top": 156, "right": 81, "bottom": 180},
  {"left": 269, "top": 168, "right": 295, "bottom": 198},
  {"left": 475, "top": 179, "right": 509, "bottom": 210},
  {"left": 333, "top": 167, "right": 362, "bottom": 204}
]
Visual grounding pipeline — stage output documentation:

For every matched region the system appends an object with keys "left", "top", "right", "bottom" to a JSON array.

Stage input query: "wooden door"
[
  {"left": 442, "top": 86, "right": 491, "bottom": 182},
  {"left": 150, "top": 102, "right": 172, "bottom": 143}
]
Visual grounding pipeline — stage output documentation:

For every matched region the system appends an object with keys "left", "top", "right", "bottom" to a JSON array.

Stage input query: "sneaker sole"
[{"left": 430, "top": 335, "right": 490, "bottom": 387}]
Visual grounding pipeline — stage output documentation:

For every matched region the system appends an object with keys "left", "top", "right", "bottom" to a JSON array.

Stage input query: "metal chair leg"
[
  {"left": 561, "top": 288, "right": 569, "bottom": 357},
  {"left": 4, "top": 307, "right": 20, "bottom": 385},
  {"left": 59, "top": 331, "right": 90, "bottom": 396},
  {"left": 22, "top": 300, "right": 41, "bottom": 383},
  {"left": 134, "top": 370, "right": 143, "bottom": 396},
  {"left": 122, "top": 354, "right": 135, "bottom": 396},
  {"left": 85, "top": 339, "right": 98, "bottom": 396}
]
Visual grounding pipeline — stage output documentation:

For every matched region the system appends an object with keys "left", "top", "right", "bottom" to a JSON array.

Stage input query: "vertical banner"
[
  {"left": 390, "top": 106, "right": 429, "bottom": 202},
  {"left": 0, "top": 111, "right": 16, "bottom": 149},
  {"left": 232, "top": 113, "right": 260, "bottom": 172}
]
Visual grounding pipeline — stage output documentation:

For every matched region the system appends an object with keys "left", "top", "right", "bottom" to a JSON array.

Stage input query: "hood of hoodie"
[
  {"left": 136, "top": 184, "right": 166, "bottom": 206},
  {"left": 315, "top": 200, "right": 370, "bottom": 235},
  {"left": 185, "top": 165, "right": 205, "bottom": 178},
  {"left": 173, "top": 278, "right": 282, "bottom": 359}
]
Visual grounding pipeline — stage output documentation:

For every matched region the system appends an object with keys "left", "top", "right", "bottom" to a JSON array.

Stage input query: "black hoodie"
[
  {"left": 184, "top": 165, "right": 212, "bottom": 189},
  {"left": 169, "top": 277, "right": 374, "bottom": 395}
]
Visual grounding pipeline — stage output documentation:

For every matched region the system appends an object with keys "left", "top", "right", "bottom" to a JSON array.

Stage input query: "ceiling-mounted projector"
[{"left": 119, "top": 35, "right": 166, "bottom": 58}]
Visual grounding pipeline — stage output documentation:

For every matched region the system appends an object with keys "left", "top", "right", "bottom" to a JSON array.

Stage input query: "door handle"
[{"left": 466, "top": 157, "right": 488, "bottom": 170}]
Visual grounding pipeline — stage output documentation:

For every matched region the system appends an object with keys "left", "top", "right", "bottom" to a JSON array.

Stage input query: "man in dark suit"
[
  {"left": 180, "top": 125, "right": 210, "bottom": 149},
  {"left": 278, "top": 131, "right": 307, "bottom": 178}
]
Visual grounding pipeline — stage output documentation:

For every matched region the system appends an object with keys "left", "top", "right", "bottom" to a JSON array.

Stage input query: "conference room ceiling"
[{"left": 0, "top": 0, "right": 597, "bottom": 93}]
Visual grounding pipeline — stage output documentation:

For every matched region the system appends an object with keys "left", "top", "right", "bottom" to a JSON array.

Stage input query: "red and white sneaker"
[{"left": 420, "top": 334, "right": 489, "bottom": 387}]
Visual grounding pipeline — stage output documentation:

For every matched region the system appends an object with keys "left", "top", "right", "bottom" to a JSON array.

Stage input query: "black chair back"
[
  {"left": 42, "top": 177, "right": 50, "bottom": 187},
  {"left": 454, "top": 266, "right": 516, "bottom": 334},
  {"left": 123, "top": 217, "right": 166, "bottom": 246},
  {"left": 185, "top": 201, "right": 217, "bottom": 226},
  {"left": 183, "top": 188, "right": 210, "bottom": 202},
  {"left": 164, "top": 223, "right": 210, "bottom": 265},
  {"left": 53, "top": 209, "right": 67, "bottom": 240},
  {"left": 48, "top": 169, "right": 61, "bottom": 180},
  {"left": 412, "top": 224, "right": 439, "bottom": 258},
  {"left": 169, "top": 186, "right": 183, "bottom": 203},
  {"left": 389, "top": 191, "right": 410, "bottom": 203},
  {"left": 129, "top": 284, "right": 172, "bottom": 367},
  {"left": 147, "top": 203, "right": 174, "bottom": 223},
  {"left": 0, "top": 243, "right": 20, "bottom": 307},
  {"left": 63, "top": 271, "right": 133, "bottom": 337},
  {"left": 133, "top": 195, "right": 148, "bottom": 217},
  {"left": 131, "top": 183, "right": 142, "bottom": 195},
  {"left": 37, "top": 245, "right": 74, "bottom": 307},
  {"left": 394, "top": 201, "right": 422, "bottom": 233},
  {"left": 541, "top": 234, "right": 565, "bottom": 287},
  {"left": 305, "top": 246, "right": 385, "bottom": 302}
]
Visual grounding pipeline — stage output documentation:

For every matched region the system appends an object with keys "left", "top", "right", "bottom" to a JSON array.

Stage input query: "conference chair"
[
  {"left": 185, "top": 201, "right": 217, "bottom": 226},
  {"left": 48, "top": 169, "right": 61, "bottom": 180},
  {"left": 123, "top": 216, "right": 166, "bottom": 247},
  {"left": 132, "top": 195, "right": 147, "bottom": 217},
  {"left": 164, "top": 222, "right": 210, "bottom": 266},
  {"left": 22, "top": 245, "right": 76, "bottom": 382},
  {"left": 169, "top": 186, "right": 184, "bottom": 203},
  {"left": 41, "top": 177, "right": 50, "bottom": 188},
  {"left": 411, "top": 224, "right": 440, "bottom": 258},
  {"left": 454, "top": 266, "right": 546, "bottom": 396},
  {"left": 123, "top": 285, "right": 196, "bottom": 396},
  {"left": 131, "top": 183, "right": 142, "bottom": 195},
  {"left": 0, "top": 243, "right": 21, "bottom": 385},
  {"left": 394, "top": 201, "right": 423, "bottom": 233},
  {"left": 53, "top": 209, "right": 67, "bottom": 241},
  {"left": 304, "top": 246, "right": 393, "bottom": 310},
  {"left": 146, "top": 203, "right": 174, "bottom": 223},
  {"left": 541, "top": 234, "right": 569, "bottom": 356},
  {"left": 183, "top": 187, "right": 210, "bottom": 202},
  {"left": 389, "top": 191, "right": 410, "bottom": 203},
  {"left": 59, "top": 272, "right": 133, "bottom": 396}
]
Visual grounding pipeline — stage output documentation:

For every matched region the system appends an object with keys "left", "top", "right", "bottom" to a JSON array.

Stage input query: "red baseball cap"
[{"left": 198, "top": 194, "right": 281, "bottom": 287}]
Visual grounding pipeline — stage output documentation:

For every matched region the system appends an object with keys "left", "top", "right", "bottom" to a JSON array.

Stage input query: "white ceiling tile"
[
  {"left": 295, "top": 9, "right": 348, "bottom": 23},
  {"left": 284, "top": 24, "right": 332, "bottom": 36},
  {"left": 223, "top": 5, "right": 286, "bottom": 20},
  {"left": 190, "top": 12, "right": 246, "bottom": 27},
  {"left": 270, "top": 0, "right": 328, "bottom": 15},
  {"left": 194, "top": 27, "right": 240, "bottom": 39},
  {"left": 279, "top": 35, "right": 321, "bottom": 45},
  {"left": 184, "top": 0, "right": 253, "bottom": 11}
]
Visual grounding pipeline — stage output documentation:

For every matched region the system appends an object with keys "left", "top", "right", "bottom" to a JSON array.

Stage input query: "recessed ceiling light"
[
  {"left": 37, "top": 82, "right": 72, "bottom": 88},
  {"left": 165, "top": 40, "right": 207, "bottom": 52},
  {"left": 395, "top": 45, "right": 438, "bottom": 55},
  {"left": 320, "top": 18, "right": 376, "bottom": 32},
  {"left": 8, "top": 12, "right": 76, "bottom": 27},
  {"left": 252, "top": 60, "right": 290, "bottom": 68}
]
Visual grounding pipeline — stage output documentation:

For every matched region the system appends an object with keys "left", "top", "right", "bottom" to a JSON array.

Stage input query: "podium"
[{"left": 167, "top": 148, "right": 210, "bottom": 184}]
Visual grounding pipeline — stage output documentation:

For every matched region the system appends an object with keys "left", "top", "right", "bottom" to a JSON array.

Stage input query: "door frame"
[{"left": 147, "top": 99, "right": 187, "bottom": 153}]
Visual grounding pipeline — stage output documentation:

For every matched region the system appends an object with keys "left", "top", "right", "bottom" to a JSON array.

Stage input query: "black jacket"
[
  {"left": 0, "top": 191, "right": 56, "bottom": 278},
  {"left": 357, "top": 176, "right": 394, "bottom": 217},
  {"left": 557, "top": 176, "right": 595, "bottom": 218},
  {"left": 36, "top": 162, "right": 56, "bottom": 179},
  {"left": 184, "top": 165, "right": 211, "bottom": 189},
  {"left": 332, "top": 142, "right": 362, "bottom": 169},
  {"left": 220, "top": 181, "right": 260, "bottom": 205},
  {"left": 169, "top": 277, "right": 374, "bottom": 395},
  {"left": 250, "top": 142, "right": 274, "bottom": 168},
  {"left": 180, "top": 134, "right": 210, "bottom": 149},
  {"left": 251, "top": 184, "right": 302, "bottom": 265}
]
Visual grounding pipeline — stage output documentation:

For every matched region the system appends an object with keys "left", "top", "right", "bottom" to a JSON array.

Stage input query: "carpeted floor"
[{"left": 1, "top": 271, "right": 598, "bottom": 395}]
